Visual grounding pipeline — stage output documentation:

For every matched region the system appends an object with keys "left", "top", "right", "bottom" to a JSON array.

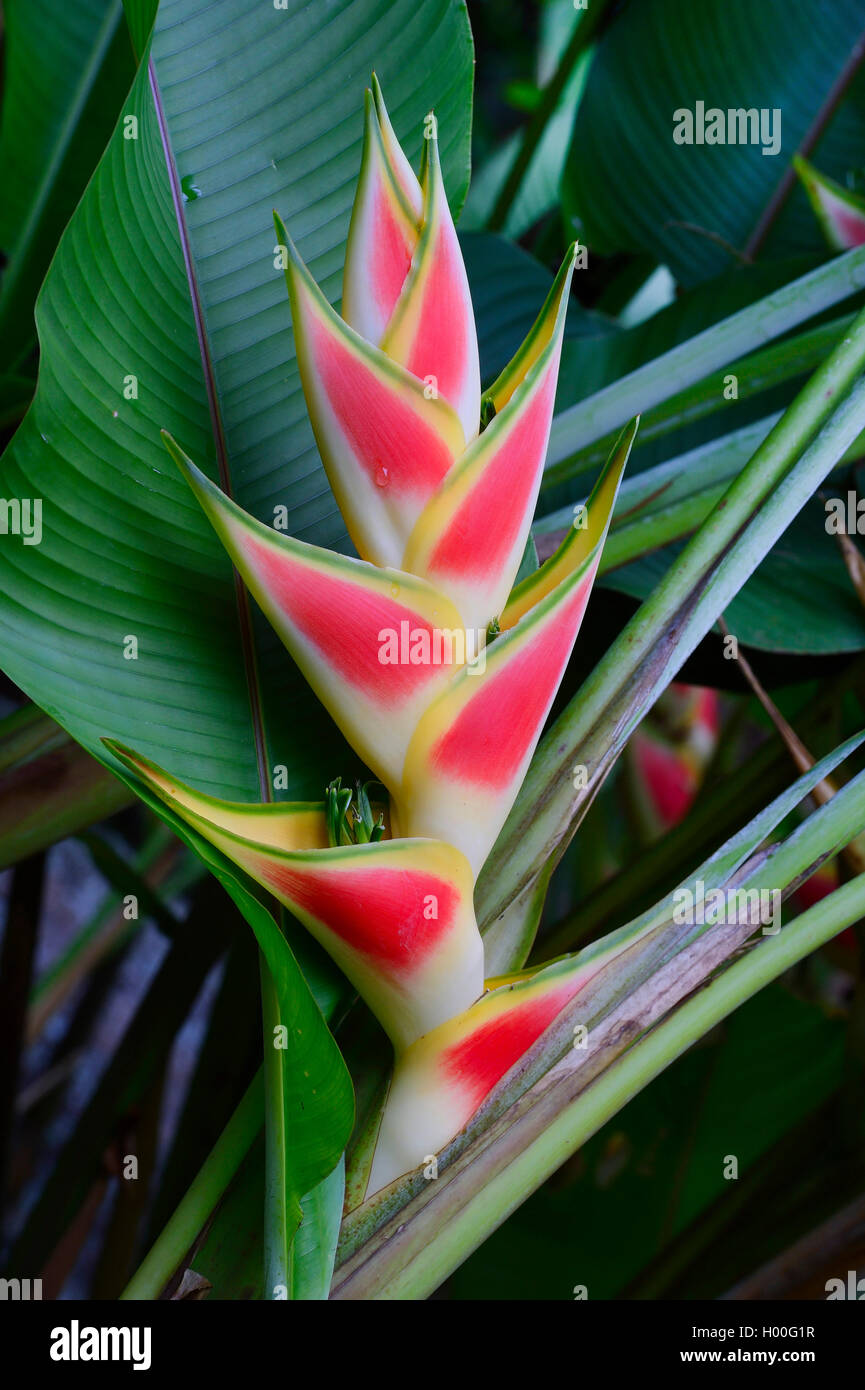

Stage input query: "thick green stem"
[
  {"left": 546, "top": 247, "right": 865, "bottom": 476},
  {"left": 260, "top": 960, "right": 298, "bottom": 1298},
  {"left": 545, "top": 313, "right": 855, "bottom": 491}
]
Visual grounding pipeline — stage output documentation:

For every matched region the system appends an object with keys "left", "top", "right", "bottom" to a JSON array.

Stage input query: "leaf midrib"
[{"left": 148, "top": 54, "right": 271, "bottom": 803}]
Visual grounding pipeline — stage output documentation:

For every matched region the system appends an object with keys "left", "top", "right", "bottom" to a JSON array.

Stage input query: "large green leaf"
[
  {"left": 0, "top": 0, "right": 473, "bottom": 799},
  {"left": 184, "top": 1116, "right": 345, "bottom": 1301},
  {"left": 0, "top": 0, "right": 136, "bottom": 371},
  {"left": 564, "top": 0, "right": 865, "bottom": 285}
]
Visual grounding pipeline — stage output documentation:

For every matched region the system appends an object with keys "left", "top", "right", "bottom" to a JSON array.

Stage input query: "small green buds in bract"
[{"left": 326, "top": 777, "right": 387, "bottom": 847}]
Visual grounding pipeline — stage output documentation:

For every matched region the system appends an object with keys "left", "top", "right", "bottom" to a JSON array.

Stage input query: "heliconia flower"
[
  {"left": 111, "top": 82, "right": 641, "bottom": 1198},
  {"left": 162, "top": 416, "right": 634, "bottom": 878},
  {"left": 105, "top": 742, "right": 485, "bottom": 1052},
  {"left": 794, "top": 155, "right": 865, "bottom": 251},
  {"left": 367, "top": 938, "right": 626, "bottom": 1194},
  {"left": 629, "top": 684, "right": 720, "bottom": 833}
]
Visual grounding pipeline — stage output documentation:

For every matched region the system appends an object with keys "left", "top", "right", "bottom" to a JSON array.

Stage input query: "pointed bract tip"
[
  {"left": 272, "top": 209, "right": 292, "bottom": 249},
  {"left": 272, "top": 217, "right": 311, "bottom": 287},
  {"left": 792, "top": 154, "right": 821, "bottom": 198},
  {"left": 160, "top": 433, "right": 212, "bottom": 501},
  {"left": 273, "top": 210, "right": 303, "bottom": 257},
  {"left": 102, "top": 738, "right": 150, "bottom": 779},
  {"left": 161, "top": 430, "right": 191, "bottom": 471},
  {"left": 370, "top": 72, "right": 397, "bottom": 135},
  {"left": 419, "top": 116, "right": 441, "bottom": 189}
]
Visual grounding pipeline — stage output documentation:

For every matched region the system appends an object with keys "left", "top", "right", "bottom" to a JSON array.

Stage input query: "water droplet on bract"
[
  {"left": 181, "top": 175, "right": 202, "bottom": 202},
  {"left": 374, "top": 464, "right": 389, "bottom": 488},
  {"left": 390, "top": 583, "right": 400, "bottom": 598},
  {"left": 112, "top": 410, "right": 119, "bottom": 418}
]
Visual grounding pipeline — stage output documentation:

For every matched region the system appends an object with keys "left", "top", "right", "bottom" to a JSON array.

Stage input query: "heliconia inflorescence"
[
  {"left": 106, "top": 79, "right": 638, "bottom": 1196},
  {"left": 629, "top": 684, "right": 720, "bottom": 834},
  {"left": 794, "top": 155, "right": 865, "bottom": 251}
]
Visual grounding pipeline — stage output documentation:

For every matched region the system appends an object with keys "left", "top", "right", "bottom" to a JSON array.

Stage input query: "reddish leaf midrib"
[{"left": 148, "top": 57, "right": 272, "bottom": 803}]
